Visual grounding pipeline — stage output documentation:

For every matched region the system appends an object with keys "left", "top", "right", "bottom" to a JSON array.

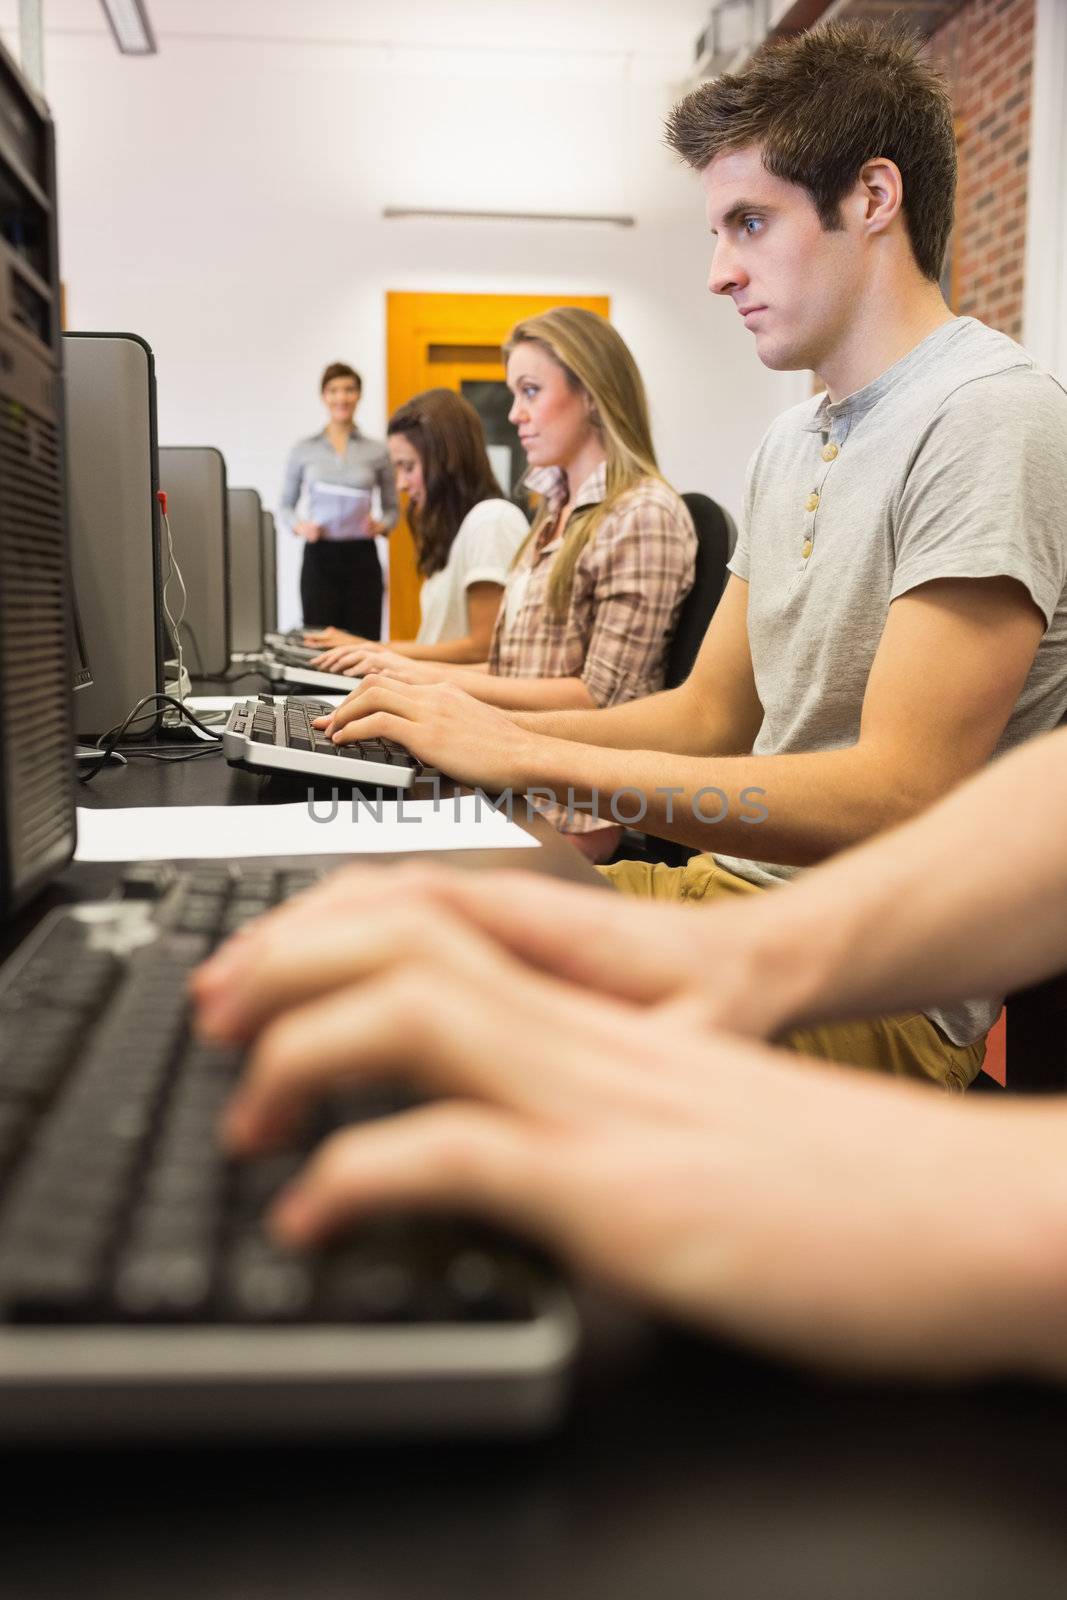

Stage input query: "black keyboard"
[
  {"left": 263, "top": 638, "right": 320, "bottom": 666},
  {"left": 222, "top": 697, "right": 420, "bottom": 788},
  {"left": 0, "top": 866, "right": 576, "bottom": 1437}
]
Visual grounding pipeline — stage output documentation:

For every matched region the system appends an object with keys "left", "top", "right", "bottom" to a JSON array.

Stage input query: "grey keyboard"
[{"left": 222, "top": 696, "right": 419, "bottom": 788}]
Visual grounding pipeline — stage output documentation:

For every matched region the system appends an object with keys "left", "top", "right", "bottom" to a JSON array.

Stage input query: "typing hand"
[
  {"left": 315, "top": 680, "right": 536, "bottom": 789},
  {"left": 304, "top": 627, "right": 362, "bottom": 649},
  {"left": 294, "top": 520, "right": 324, "bottom": 543},
  {"left": 193, "top": 860, "right": 792, "bottom": 1043},
  {"left": 325, "top": 650, "right": 440, "bottom": 685},
  {"left": 193, "top": 897, "right": 1059, "bottom": 1377},
  {"left": 308, "top": 644, "right": 377, "bottom": 673}
]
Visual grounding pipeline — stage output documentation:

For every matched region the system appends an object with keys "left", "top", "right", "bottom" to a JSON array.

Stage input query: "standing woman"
[
  {"left": 278, "top": 362, "right": 399, "bottom": 638},
  {"left": 325, "top": 307, "right": 696, "bottom": 861},
  {"left": 308, "top": 388, "right": 527, "bottom": 663}
]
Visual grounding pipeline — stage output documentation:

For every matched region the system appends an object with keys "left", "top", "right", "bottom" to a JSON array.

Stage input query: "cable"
[
  {"left": 157, "top": 491, "right": 194, "bottom": 726},
  {"left": 78, "top": 693, "right": 223, "bottom": 784}
]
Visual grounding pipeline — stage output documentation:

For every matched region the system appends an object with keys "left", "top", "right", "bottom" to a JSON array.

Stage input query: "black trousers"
[{"left": 300, "top": 538, "right": 383, "bottom": 639}]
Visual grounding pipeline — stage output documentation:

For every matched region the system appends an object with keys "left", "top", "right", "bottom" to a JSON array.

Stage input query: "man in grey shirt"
[{"left": 323, "top": 21, "right": 1067, "bottom": 1088}]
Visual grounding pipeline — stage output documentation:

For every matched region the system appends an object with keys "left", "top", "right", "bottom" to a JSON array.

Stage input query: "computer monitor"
[
  {"left": 0, "top": 39, "right": 77, "bottom": 916},
  {"left": 158, "top": 446, "right": 230, "bottom": 678},
  {"left": 69, "top": 587, "right": 93, "bottom": 692},
  {"left": 260, "top": 509, "right": 278, "bottom": 635},
  {"left": 64, "top": 331, "right": 165, "bottom": 740},
  {"left": 227, "top": 486, "right": 264, "bottom": 654}
]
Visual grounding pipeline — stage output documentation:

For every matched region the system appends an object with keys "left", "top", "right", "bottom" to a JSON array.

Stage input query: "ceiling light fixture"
[
  {"left": 383, "top": 207, "right": 635, "bottom": 228},
  {"left": 99, "top": 0, "right": 157, "bottom": 56}
]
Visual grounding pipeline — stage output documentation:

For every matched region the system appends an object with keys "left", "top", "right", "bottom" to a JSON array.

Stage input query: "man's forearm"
[
  {"left": 514, "top": 737, "right": 909, "bottom": 859},
  {"left": 737, "top": 730, "right": 1067, "bottom": 1034}
]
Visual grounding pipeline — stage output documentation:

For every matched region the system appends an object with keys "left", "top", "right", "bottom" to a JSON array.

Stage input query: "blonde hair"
[{"left": 504, "top": 307, "right": 663, "bottom": 617}]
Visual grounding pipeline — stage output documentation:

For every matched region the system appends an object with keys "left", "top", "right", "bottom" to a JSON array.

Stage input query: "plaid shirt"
[{"left": 489, "top": 464, "right": 695, "bottom": 834}]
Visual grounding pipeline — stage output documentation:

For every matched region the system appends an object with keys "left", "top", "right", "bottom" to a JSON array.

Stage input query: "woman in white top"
[{"left": 307, "top": 388, "right": 527, "bottom": 667}]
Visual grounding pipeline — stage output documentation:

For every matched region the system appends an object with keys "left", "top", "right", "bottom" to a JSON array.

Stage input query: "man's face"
[{"left": 701, "top": 146, "right": 862, "bottom": 376}]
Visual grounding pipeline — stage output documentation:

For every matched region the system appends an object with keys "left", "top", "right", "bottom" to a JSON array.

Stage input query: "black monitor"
[
  {"left": 227, "top": 486, "right": 264, "bottom": 654},
  {"left": 0, "top": 39, "right": 76, "bottom": 917},
  {"left": 260, "top": 509, "right": 278, "bottom": 635},
  {"left": 64, "top": 331, "right": 165, "bottom": 739},
  {"left": 69, "top": 588, "right": 92, "bottom": 692},
  {"left": 158, "top": 446, "right": 230, "bottom": 677}
]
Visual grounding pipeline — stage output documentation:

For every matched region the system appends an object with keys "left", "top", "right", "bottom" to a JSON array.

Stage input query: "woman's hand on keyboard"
[
  {"left": 201, "top": 900, "right": 1067, "bottom": 1379},
  {"left": 322, "top": 650, "right": 448, "bottom": 686},
  {"left": 318, "top": 681, "right": 539, "bottom": 789},
  {"left": 304, "top": 626, "right": 363, "bottom": 648},
  {"left": 308, "top": 643, "right": 377, "bottom": 672}
]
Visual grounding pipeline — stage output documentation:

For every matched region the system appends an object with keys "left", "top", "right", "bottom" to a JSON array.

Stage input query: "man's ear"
[{"left": 856, "top": 157, "right": 904, "bottom": 238}]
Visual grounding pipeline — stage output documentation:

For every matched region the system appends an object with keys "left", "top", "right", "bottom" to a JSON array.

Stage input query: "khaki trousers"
[{"left": 601, "top": 855, "right": 986, "bottom": 1092}]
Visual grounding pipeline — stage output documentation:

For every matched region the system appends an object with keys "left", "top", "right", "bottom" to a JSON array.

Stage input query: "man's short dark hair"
[
  {"left": 665, "top": 20, "right": 956, "bottom": 282},
  {"left": 320, "top": 361, "right": 362, "bottom": 393}
]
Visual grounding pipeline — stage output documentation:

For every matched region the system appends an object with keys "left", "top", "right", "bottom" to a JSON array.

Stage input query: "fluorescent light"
[
  {"left": 383, "top": 207, "right": 635, "bottom": 228},
  {"left": 99, "top": 0, "right": 157, "bottom": 56}
]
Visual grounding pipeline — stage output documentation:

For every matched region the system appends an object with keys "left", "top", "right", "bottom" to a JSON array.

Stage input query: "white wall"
[{"left": 3, "top": 1, "right": 797, "bottom": 627}]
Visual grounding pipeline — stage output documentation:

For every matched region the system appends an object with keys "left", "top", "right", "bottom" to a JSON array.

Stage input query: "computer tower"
[
  {"left": 158, "top": 446, "right": 230, "bottom": 677},
  {"left": 227, "top": 486, "right": 264, "bottom": 654},
  {"left": 260, "top": 509, "right": 278, "bottom": 635},
  {"left": 0, "top": 39, "right": 76, "bottom": 915},
  {"left": 64, "top": 332, "right": 165, "bottom": 739}
]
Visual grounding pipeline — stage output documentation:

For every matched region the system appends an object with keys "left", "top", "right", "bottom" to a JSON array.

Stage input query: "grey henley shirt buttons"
[{"left": 800, "top": 438, "right": 843, "bottom": 560}]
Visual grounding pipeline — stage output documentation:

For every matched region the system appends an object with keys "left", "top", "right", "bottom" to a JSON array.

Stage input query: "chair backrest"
[
  {"left": 666, "top": 493, "right": 732, "bottom": 689},
  {"left": 1004, "top": 972, "right": 1067, "bottom": 1091}
]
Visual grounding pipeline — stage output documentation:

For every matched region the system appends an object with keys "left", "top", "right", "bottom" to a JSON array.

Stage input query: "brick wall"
[{"left": 928, "top": 0, "right": 1035, "bottom": 342}]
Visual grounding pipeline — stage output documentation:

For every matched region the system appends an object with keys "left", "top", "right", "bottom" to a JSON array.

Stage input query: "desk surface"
[{"left": 5, "top": 726, "right": 1067, "bottom": 1596}]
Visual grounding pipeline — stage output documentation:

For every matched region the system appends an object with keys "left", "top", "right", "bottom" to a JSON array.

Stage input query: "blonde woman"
[{"left": 325, "top": 307, "right": 696, "bottom": 860}]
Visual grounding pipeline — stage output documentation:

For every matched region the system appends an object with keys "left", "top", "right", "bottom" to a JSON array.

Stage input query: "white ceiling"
[{"left": 2, "top": 0, "right": 713, "bottom": 69}]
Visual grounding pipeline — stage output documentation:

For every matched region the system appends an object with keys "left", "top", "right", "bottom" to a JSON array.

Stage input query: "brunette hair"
[
  {"left": 320, "top": 361, "right": 362, "bottom": 393},
  {"left": 665, "top": 20, "right": 956, "bottom": 282},
  {"left": 503, "top": 306, "right": 663, "bottom": 617},
  {"left": 387, "top": 388, "right": 504, "bottom": 578}
]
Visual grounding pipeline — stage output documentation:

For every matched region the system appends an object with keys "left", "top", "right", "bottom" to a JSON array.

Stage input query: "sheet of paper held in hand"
[
  {"left": 74, "top": 795, "right": 542, "bottom": 862},
  {"left": 307, "top": 481, "right": 372, "bottom": 540}
]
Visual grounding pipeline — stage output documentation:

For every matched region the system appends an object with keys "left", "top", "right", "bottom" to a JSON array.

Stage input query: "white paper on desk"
[
  {"left": 74, "top": 795, "right": 542, "bottom": 862},
  {"left": 308, "top": 482, "right": 372, "bottom": 541}
]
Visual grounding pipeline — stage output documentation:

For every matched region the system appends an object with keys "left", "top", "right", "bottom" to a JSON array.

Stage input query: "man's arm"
[
  {"left": 195, "top": 898, "right": 1067, "bottom": 1381},
  {"left": 322, "top": 574, "right": 1043, "bottom": 859},
  {"left": 511, "top": 574, "right": 1045, "bottom": 857},
  {"left": 511, "top": 574, "right": 764, "bottom": 755},
  {"left": 324, "top": 573, "right": 764, "bottom": 759},
  {"left": 191, "top": 720, "right": 1067, "bottom": 1051}
]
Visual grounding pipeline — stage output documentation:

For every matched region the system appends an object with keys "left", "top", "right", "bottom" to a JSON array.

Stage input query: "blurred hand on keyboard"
[
  {"left": 189, "top": 865, "right": 1056, "bottom": 1375},
  {"left": 319, "top": 649, "right": 442, "bottom": 685},
  {"left": 308, "top": 644, "right": 375, "bottom": 673}
]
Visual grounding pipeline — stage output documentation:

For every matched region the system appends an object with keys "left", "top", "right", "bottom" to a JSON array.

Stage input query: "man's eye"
[{"left": 743, "top": 217, "right": 763, "bottom": 235}]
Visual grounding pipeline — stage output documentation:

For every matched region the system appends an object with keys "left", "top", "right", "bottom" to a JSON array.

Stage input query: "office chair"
[
  {"left": 611, "top": 491, "right": 732, "bottom": 870},
  {"left": 666, "top": 492, "right": 733, "bottom": 688},
  {"left": 1001, "top": 972, "right": 1067, "bottom": 1092}
]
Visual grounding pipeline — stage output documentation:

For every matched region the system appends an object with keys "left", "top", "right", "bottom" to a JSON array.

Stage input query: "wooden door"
[{"left": 385, "top": 291, "right": 610, "bottom": 638}]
